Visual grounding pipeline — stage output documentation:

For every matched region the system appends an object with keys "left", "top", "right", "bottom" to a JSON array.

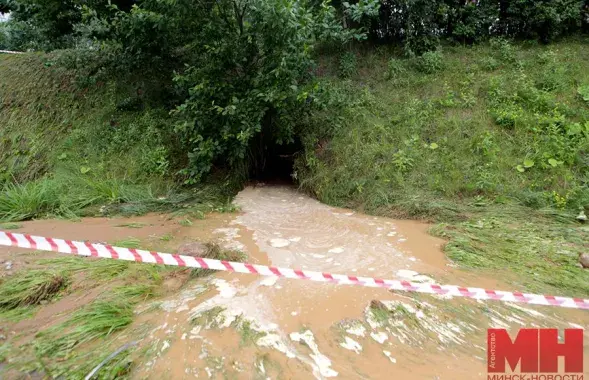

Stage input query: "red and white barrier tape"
[{"left": 1, "top": 230, "right": 588, "bottom": 310}]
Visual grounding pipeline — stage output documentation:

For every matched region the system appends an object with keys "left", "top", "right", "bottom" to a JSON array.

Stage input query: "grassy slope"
[
  {"left": 0, "top": 53, "right": 241, "bottom": 377},
  {"left": 0, "top": 52, "right": 238, "bottom": 221},
  {"left": 298, "top": 38, "right": 589, "bottom": 296}
]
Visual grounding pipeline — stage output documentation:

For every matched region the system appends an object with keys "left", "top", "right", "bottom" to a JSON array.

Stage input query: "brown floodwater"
[{"left": 1, "top": 184, "right": 588, "bottom": 379}]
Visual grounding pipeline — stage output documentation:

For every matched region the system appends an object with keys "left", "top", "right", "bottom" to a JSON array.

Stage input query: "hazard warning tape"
[{"left": 1, "top": 230, "right": 588, "bottom": 310}]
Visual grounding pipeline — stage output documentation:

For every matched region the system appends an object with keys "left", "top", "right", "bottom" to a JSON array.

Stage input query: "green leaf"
[
  {"left": 80, "top": 166, "right": 91, "bottom": 174},
  {"left": 58, "top": 153, "right": 67, "bottom": 160},
  {"left": 523, "top": 159, "right": 534, "bottom": 168},
  {"left": 429, "top": 143, "right": 439, "bottom": 150},
  {"left": 577, "top": 85, "right": 589, "bottom": 102},
  {"left": 516, "top": 165, "right": 525, "bottom": 173},
  {"left": 548, "top": 158, "right": 558, "bottom": 167}
]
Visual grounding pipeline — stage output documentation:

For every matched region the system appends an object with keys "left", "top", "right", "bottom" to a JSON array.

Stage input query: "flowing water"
[{"left": 2, "top": 184, "right": 588, "bottom": 379}]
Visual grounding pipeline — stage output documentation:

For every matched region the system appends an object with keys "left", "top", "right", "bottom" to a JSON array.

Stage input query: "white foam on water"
[
  {"left": 345, "top": 323, "right": 366, "bottom": 337},
  {"left": 270, "top": 238, "right": 290, "bottom": 248},
  {"left": 257, "top": 333, "right": 296, "bottom": 359},
  {"left": 260, "top": 276, "right": 279, "bottom": 287},
  {"left": 383, "top": 351, "right": 397, "bottom": 364},
  {"left": 395, "top": 269, "right": 435, "bottom": 284},
  {"left": 340, "top": 336, "right": 362, "bottom": 354},
  {"left": 328, "top": 247, "right": 344, "bottom": 254},
  {"left": 290, "top": 330, "right": 338, "bottom": 378},
  {"left": 211, "top": 279, "right": 238, "bottom": 298},
  {"left": 371, "top": 331, "right": 388, "bottom": 344}
]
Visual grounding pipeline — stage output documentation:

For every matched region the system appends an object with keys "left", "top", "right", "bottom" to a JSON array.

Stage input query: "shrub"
[
  {"left": 385, "top": 58, "right": 406, "bottom": 80},
  {"left": 414, "top": 50, "right": 444, "bottom": 74},
  {"left": 339, "top": 51, "right": 358, "bottom": 79}
]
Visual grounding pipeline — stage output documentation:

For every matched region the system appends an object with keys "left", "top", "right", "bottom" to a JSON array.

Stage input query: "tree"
[{"left": 171, "top": 0, "right": 348, "bottom": 182}]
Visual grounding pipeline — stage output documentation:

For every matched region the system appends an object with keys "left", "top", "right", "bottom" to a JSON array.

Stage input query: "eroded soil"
[{"left": 1, "top": 185, "right": 588, "bottom": 379}]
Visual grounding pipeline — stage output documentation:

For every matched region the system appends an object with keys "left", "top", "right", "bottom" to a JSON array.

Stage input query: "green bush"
[
  {"left": 414, "top": 50, "right": 444, "bottom": 74},
  {"left": 385, "top": 58, "right": 406, "bottom": 80},
  {"left": 172, "top": 0, "right": 348, "bottom": 183},
  {"left": 339, "top": 51, "right": 358, "bottom": 79}
]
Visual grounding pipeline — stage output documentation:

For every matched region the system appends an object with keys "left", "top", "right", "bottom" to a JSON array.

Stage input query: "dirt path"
[{"left": 1, "top": 184, "right": 588, "bottom": 379}]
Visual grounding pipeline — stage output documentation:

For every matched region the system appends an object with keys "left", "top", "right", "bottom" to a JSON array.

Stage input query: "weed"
[
  {"left": 236, "top": 319, "right": 265, "bottom": 346},
  {"left": 178, "top": 218, "right": 193, "bottom": 227},
  {"left": 190, "top": 242, "right": 246, "bottom": 278},
  {"left": 159, "top": 233, "right": 173, "bottom": 242},
  {"left": 35, "top": 299, "right": 134, "bottom": 358},
  {"left": 190, "top": 306, "right": 225, "bottom": 327},
  {"left": 414, "top": 50, "right": 444, "bottom": 73},
  {"left": 480, "top": 56, "right": 499, "bottom": 71},
  {"left": 385, "top": 58, "right": 406, "bottom": 80},
  {"left": 490, "top": 38, "right": 517, "bottom": 63},
  {"left": 115, "top": 222, "right": 147, "bottom": 229},
  {"left": 369, "top": 305, "right": 391, "bottom": 325},
  {"left": 578, "top": 85, "right": 589, "bottom": 102},
  {"left": 0, "top": 222, "right": 22, "bottom": 229},
  {"left": 339, "top": 51, "right": 357, "bottom": 79},
  {"left": 113, "top": 237, "right": 141, "bottom": 249},
  {"left": 0, "top": 270, "right": 69, "bottom": 309}
]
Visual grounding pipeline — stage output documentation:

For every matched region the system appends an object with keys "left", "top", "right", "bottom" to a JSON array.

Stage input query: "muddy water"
[{"left": 3, "top": 184, "right": 589, "bottom": 379}]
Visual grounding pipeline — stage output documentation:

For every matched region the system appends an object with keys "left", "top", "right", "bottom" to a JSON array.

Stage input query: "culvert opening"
[{"left": 249, "top": 133, "right": 302, "bottom": 184}]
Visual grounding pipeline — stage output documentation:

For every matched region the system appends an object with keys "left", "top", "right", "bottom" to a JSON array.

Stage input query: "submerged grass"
[
  {"left": 0, "top": 237, "right": 246, "bottom": 378},
  {"left": 35, "top": 299, "right": 134, "bottom": 359},
  {"left": 190, "top": 242, "right": 246, "bottom": 278},
  {"left": 430, "top": 206, "right": 589, "bottom": 296},
  {"left": 0, "top": 270, "right": 69, "bottom": 310}
]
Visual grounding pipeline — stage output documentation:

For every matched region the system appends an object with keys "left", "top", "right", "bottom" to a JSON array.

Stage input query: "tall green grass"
[
  {"left": 296, "top": 38, "right": 589, "bottom": 295},
  {"left": 35, "top": 300, "right": 134, "bottom": 358},
  {"left": 298, "top": 38, "right": 589, "bottom": 214},
  {"left": 0, "top": 270, "right": 69, "bottom": 310}
]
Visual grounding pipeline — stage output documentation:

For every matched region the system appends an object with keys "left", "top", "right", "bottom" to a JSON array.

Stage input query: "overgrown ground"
[
  {"left": 1, "top": 38, "right": 589, "bottom": 378},
  {"left": 296, "top": 37, "right": 589, "bottom": 297},
  {"left": 0, "top": 234, "right": 244, "bottom": 378},
  {"left": 0, "top": 52, "right": 239, "bottom": 222}
]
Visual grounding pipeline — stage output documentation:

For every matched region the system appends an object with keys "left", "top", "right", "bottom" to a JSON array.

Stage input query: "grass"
[
  {"left": 0, "top": 53, "right": 241, "bottom": 223},
  {"left": 296, "top": 37, "right": 589, "bottom": 296},
  {"left": 235, "top": 318, "right": 266, "bottom": 346},
  {"left": 190, "top": 242, "right": 246, "bottom": 278},
  {"left": 113, "top": 237, "right": 141, "bottom": 249},
  {"left": 35, "top": 299, "right": 134, "bottom": 358},
  {"left": 115, "top": 222, "right": 147, "bottom": 228},
  {"left": 0, "top": 237, "right": 246, "bottom": 378},
  {"left": 0, "top": 259, "right": 160, "bottom": 378},
  {"left": 0, "top": 270, "right": 69, "bottom": 310},
  {"left": 0, "top": 222, "right": 22, "bottom": 229},
  {"left": 0, "top": 305, "right": 38, "bottom": 322},
  {"left": 430, "top": 206, "right": 589, "bottom": 296}
]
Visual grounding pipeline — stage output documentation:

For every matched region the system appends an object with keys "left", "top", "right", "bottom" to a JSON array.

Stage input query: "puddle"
[{"left": 2, "top": 184, "right": 589, "bottom": 379}]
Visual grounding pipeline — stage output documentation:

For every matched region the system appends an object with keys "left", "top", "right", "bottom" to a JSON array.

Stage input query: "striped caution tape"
[{"left": 1, "top": 230, "right": 587, "bottom": 310}]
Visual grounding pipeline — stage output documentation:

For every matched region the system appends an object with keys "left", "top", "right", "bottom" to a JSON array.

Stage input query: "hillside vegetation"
[
  {"left": 0, "top": 53, "right": 239, "bottom": 221},
  {"left": 0, "top": 1, "right": 589, "bottom": 378},
  {"left": 295, "top": 38, "right": 589, "bottom": 296}
]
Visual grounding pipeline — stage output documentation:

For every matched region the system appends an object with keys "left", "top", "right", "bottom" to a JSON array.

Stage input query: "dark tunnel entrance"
[{"left": 249, "top": 134, "right": 302, "bottom": 184}]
